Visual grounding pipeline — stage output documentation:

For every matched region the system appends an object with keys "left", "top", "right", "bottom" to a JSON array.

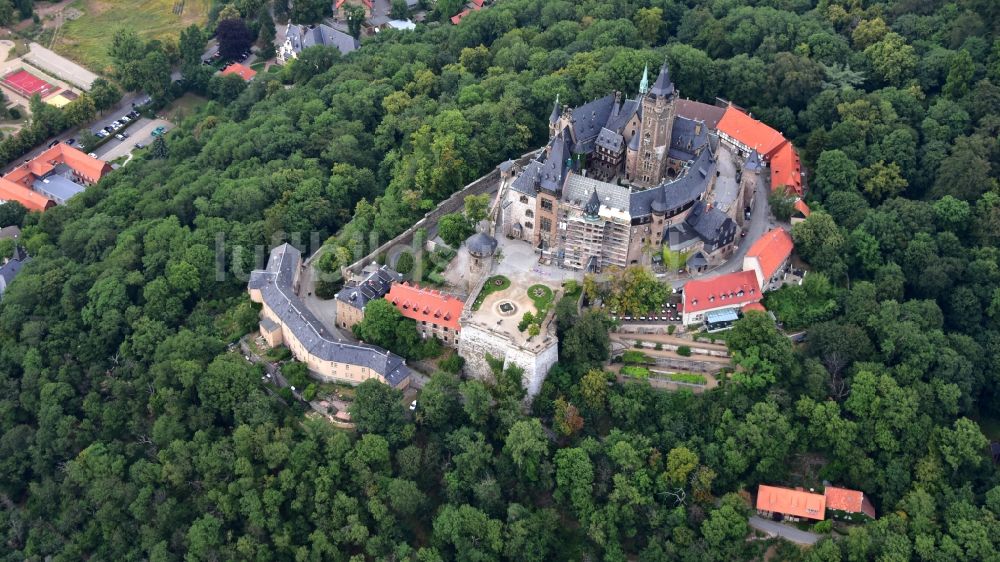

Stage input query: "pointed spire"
[
  {"left": 585, "top": 188, "right": 601, "bottom": 217},
  {"left": 649, "top": 58, "right": 675, "bottom": 99},
  {"left": 549, "top": 94, "right": 560, "bottom": 124},
  {"left": 639, "top": 64, "right": 649, "bottom": 95}
]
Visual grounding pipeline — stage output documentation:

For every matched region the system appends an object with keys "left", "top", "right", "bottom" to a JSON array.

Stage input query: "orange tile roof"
[
  {"left": 385, "top": 282, "right": 463, "bottom": 332},
  {"left": 770, "top": 143, "right": 802, "bottom": 196},
  {"left": 793, "top": 199, "right": 811, "bottom": 218},
  {"left": 717, "top": 105, "right": 788, "bottom": 158},
  {"left": 221, "top": 63, "right": 257, "bottom": 81},
  {"left": 756, "top": 485, "right": 826, "bottom": 520},
  {"left": 742, "top": 302, "right": 766, "bottom": 313},
  {"left": 450, "top": 8, "right": 470, "bottom": 24},
  {"left": 745, "top": 227, "right": 793, "bottom": 282},
  {"left": 0, "top": 177, "right": 54, "bottom": 211},
  {"left": 683, "top": 270, "right": 760, "bottom": 314},
  {"left": 824, "top": 487, "right": 876, "bottom": 518}
]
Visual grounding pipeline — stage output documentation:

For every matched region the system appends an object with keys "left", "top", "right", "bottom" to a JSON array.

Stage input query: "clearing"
[{"left": 51, "top": 0, "right": 211, "bottom": 73}]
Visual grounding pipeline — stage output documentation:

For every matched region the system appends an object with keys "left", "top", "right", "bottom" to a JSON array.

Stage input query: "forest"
[{"left": 1, "top": 0, "right": 999, "bottom": 559}]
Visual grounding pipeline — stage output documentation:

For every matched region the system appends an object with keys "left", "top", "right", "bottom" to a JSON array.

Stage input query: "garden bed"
[
  {"left": 527, "top": 284, "right": 554, "bottom": 316},
  {"left": 471, "top": 275, "right": 511, "bottom": 310}
]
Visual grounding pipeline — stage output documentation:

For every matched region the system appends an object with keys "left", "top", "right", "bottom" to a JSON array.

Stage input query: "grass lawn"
[
  {"left": 53, "top": 0, "right": 212, "bottom": 73},
  {"left": 527, "top": 284, "right": 554, "bottom": 316},
  {"left": 250, "top": 61, "right": 266, "bottom": 71},
  {"left": 471, "top": 275, "right": 510, "bottom": 310},
  {"left": 162, "top": 92, "right": 207, "bottom": 122}
]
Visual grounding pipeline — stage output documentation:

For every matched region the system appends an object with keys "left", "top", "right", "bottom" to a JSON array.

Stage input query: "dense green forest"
[{"left": 2, "top": 0, "right": 1000, "bottom": 559}]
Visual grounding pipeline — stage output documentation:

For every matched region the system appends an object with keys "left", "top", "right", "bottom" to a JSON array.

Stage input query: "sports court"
[{"left": 2, "top": 69, "right": 56, "bottom": 98}]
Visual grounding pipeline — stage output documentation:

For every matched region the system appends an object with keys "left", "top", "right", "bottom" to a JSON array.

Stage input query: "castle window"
[
  {"left": 540, "top": 218, "right": 552, "bottom": 232},
  {"left": 541, "top": 199, "right": 553, "bottom": 211},
  {"left": 525, "top": 210, "right": 533, "bottom": 218},
  {"left": 519, "top": 195, "right": 528, "bottom": 203},
  {"left": 525, "top": 221, "right": 533, "bottom": 229}
]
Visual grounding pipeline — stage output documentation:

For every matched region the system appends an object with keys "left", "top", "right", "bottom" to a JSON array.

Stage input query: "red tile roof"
[
  {"left": 745, "top": 228, "right": 793, "bottom": 283},
  {"left": 221, "top": 63, "right": 257, "bottom": 81},
  {"left": 824, "top": 487, "right": 876, "bottom": 518},
  {"left": 717, "top": 106, "right": 787, "bottom": 157},
  {"left": 794, "top": 199, "right": 811, "bottom": 218},
  {"left": 386, "top": 282, "right": 463, "bottom": 332},
  {"left": 770, "top": 142, "right": 802, "bottom": 196},
  {"left": 450, "top": 8, "right": 471, "bottom": 24},
  {"left": 756, "top": 485, "right": 826, "bottom": 521},
  {"left": 469, "top": 0, "right": 485, "bottom": 7},
  {"left": 0, "top": 177, "right": 54, "bottom": 211},
  {"left": 742, "top": 302, "right": 766, "bottom": 313},
  {"left": 683, "top": 270, "right": 760, "bottom": 314}
]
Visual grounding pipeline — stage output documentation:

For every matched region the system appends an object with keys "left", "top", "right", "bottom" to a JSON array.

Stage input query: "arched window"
[
  {"left": 519, "top": 195, "right": 528, "bottom": 204},
  {"left": 525, "top": 210, "right": 534, "bottom": 218}
]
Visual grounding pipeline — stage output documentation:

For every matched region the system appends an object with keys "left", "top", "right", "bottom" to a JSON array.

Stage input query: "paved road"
[
  {"left": 94, "top": 118, "right": 172, "bottom": 162},
  {"left": 749, "top": 516, "right": 821, "bottom": 545}
]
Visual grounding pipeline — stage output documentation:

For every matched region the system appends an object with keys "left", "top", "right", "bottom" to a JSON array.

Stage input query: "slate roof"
[
  {"left": 0, "top": 225, "right": 21, "bottom": 240},
  {"left": 685, "top": 200, "right": 735, "bottom": 247},
  {"left": 286, "top": 23, "right": 360, "bottom": 56},
  {"left": 549, "top": 96, "right": 560, "bottom": 124},
  {"left": 569, "top": 94, "right": 616, "bottom": 151},
  {"left": 606, "top": 99, "right": 640, "bottom": 134},
  {"left": 498, "top": 159, "right": 516, "bottom": 173},
  {"left": 743, "top": 150, "right": 763, "bottom": 172},
  {"left": 630, "top": 145, "right": 716, "bottom": 217},
  {"left": 250, "top": 244, "right": 410, "bottom": 386},
  {"left": 538, "top": 133, "right": 571, "bottom": 193},
  {"left": 466, "top": 232, "right": 498, "bottom": 257},
  {"left": 669, "top": 116, "right": 709, "bottom": 161},
  {"left": 595, "top": 127, "right": 624, "bottom": 152},
  {"left": 674, "top": 99, "right": 726, "bottom": 129},
  {"left": 335, "top": 265, "right": 399, "bottom": 311},
  {"left": 648, "top": 61, "right": 675, "bottom": 98},
  {"left": 510, "top": 159, "right": 541, "bottom": 195},
  {"left": 564, "top": 174, "right": 630, "bottom": 213},
  {"left": 0, "top": 245, "right": 29, "bottom": 293}
]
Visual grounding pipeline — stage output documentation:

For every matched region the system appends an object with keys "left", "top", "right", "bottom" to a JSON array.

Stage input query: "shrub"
[
  {"left": 439, "top": 354, "right": 464, "bottom": 374},
  {"left": 395, "top": 251, "right": 415, "bottom": 274},
  {"left": 622, "top": 350, "right": 652, "bottom": 365},
  {"left": 676, "top": 345, "right": 691, "bottom": 357},
  {"left": 518, "top": 311, "right": 535, "bottom": 331},
  {"left": 813, "top": 520, "right": 832, "bottom": 534},
  {"left": 634, "top": 341, "right": 644, "bottom": 348},
  {"left": 654, "top": 342, "right": 663, "bottom": 350},
  {"left": 303, "top": 383, "right": 318, "bottom": 401}
]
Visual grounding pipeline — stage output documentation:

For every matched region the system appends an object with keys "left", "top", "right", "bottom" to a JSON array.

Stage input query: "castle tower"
[
  {"left": 548, "top": 95, "right": 560, "bottom": 138},
  {"left": 626, "top": 59, "right": 677, "bottom": 187}
]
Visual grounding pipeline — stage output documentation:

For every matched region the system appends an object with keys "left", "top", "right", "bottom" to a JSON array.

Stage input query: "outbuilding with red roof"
[
  {"left": 742, "top": 227, "right": 793, "bottom": 289},
  {"left": 716, "top": 105, "right": 788, "bottom": 158},
  {"left": 221, "top": 63, "right": 257, "bottom": 82},
  {"left": 681, "top": 269, "right": 761, "bottom": 326},
  {"left": 824, "top": 486, "right": 876, "bottom": 519},
  {"left": 385, "top": 282, "right": 464, "bottom": 345},
  {"left": 756, "top": 485, "right": 826, "bottom": 521}
]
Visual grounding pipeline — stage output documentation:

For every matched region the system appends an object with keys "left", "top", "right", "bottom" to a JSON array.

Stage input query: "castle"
[{"left": 500, "top": 60, "right": 761, "bottom": 273}]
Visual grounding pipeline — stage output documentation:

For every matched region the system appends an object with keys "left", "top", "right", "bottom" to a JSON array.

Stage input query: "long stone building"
[{"left": 249, "top": 244, "right": 411, "bottom": 388}]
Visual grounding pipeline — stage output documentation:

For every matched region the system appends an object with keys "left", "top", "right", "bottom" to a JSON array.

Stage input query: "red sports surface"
[{"left": 2, "top": 69, "right": 55, "bottom": 98}]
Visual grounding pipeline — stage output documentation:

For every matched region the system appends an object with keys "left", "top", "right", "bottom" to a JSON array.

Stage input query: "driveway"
[
  {"left": 94, "top": 118, "right": 171, "bottom": 161},
  {"left": 749, "top": 516, "right": 822, "bottom": 545}
]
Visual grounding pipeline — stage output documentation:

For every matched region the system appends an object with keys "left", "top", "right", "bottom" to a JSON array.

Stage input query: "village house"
[
  {"left": 0, "top": 144, "right": 110, "bottom": 210},
  {"left": 742, "top": 227, "right": 794, "bottom": 290},
  {"left": 681, "top": 269, "right": 761, "bottom": 328},
  {"left": 277, "top": 23, "right": 360, "bottom": 64},
  {"left": 824, "top": 486, "right": 877, "bottom": 520},
  {"left": 386, "top": 282, "right": 464, "bottom": 346},
  {"left": 334, "top": 265, "right": 399, "bottom": 331}
]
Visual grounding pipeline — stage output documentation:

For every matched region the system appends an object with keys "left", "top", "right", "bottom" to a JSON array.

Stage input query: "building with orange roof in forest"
[
  {"left": 791, "top": 199, "right": 811, "bottom": 225},
  {"left": 716, "top": 105, "right": 788, "bottom": 158},
  {"left": 770, "top": 143, "right": 802, "bottom": 196},
  {"left": 756, "top": 485, "right": 826, "bottom": 521},
  {"left": 743, "top": 227, "right": 793, "bottom": 289},
  {"left": 386, "top": 282, "right": 464, "bottom": 346},
  {"left": 221, "top": 63, "right": 257, "bottom": 82},
  {"left": 681, "top": 269, "right": 761, "bottom": 326},
  {"left": 0, "top": 143, "right": 110, "bottom": 210},
  {"left": 824, "top": 486, "right": 876, "bottom": 519}
]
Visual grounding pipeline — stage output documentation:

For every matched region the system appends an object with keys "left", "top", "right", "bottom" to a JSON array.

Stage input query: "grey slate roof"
[
  {"left": 687, "top": 251, "right": 708, "bottom": 268},
  {"left": 606, "top": 99, "right": 640, "bottom": 134},
  {"left": 684, "top": 200, "right": 736, "bottom": 249},
  {"left": 466, "top": 232, "right": 498, "bottom": 257},
  {"left": 627, "top": 132, "right": 640, "bottom": 151},
  {"left": 564, "top": 174, "right": 630, "bottom": 213},
  {"left": 336, "top": 265, "right": 399, "bottom": 311},
  {"left": 510, "top": 159, "right": 541, "bottom": 195},
  {"left": 539, "top": 133, "right": 571, "bottom": 193},
  {"left": 595, "top": 127, "right": 624, "bottom": 152},
  {"left": 630, "top": 146, "right": 716, "bottom": 217},
  {"left": 33, "top": 175, "right": 85, "bottom": 203},
  {"left": 286, "top": 23, "right": 360, "bottom": 56},
  {"left": 0, "top": 246, "right": 29, "bottom": 294},
  {"left": 743, "top": 150, "right": 763, "bottom": 172},
  {"left": 649, "top": 61, "right": 675, "bottom": 98},
  {"left": 569, "top": 94, "right": 616, "bottom": 151},
  {"left": 498, "top": 159, "right": 516, "bottom": 173},
  {"left": 549, "top": 96, "right": 560, "bottom": 124},
  {"left": 250, "top": 244, "right": 410, "bottom": 387},
  {"left": 0, "top": 225, "right": 20, "bottom": 240},
  {"left": 669, "top": 116, "right": 709, "bottom": 161}
]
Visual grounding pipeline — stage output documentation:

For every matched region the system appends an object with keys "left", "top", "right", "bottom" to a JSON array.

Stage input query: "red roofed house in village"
[
  {"left": 221, "top": 62, "right": 257, "bottom": 82},
  {"left": 386, "top": 282, "right": 464, "bottom": 346},
  {"left": 742, "top": 227, "right": 793, "bottom": 289},
  {"left": 716, "top": 105, "right": 804, "bottom": 196},
  {"left": 791, "top": 199, "right": 811, "bottom": 225},
  {"left": 0, "top": 143, "right": 110, "bottom": 210},
  {"left": 824, "top": 486, "right": 876, "bottom": 519},
  {"left": 681, "top": 269, "right": 760, "bottom": 327},
  {"left": 756, "top": 485, "right": 826, "bottom": 521}
]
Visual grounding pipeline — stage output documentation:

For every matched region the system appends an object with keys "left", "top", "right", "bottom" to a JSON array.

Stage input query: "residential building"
[
  {"left": 278, "top": 24, "right": 360, "bottom": 64},
  {"left": 248, "top": 243, "right": 411, "bottom": 388},
  {"left": 681, "top": 269, "right": 761, "bottom": 326},
  {"left": 743, "top": 227, "right": 793, "bottom": 289},
  {"left": 824, "top": 486, "right": 877, "bottom": 519},
  {"left": 334, "top": 265, "right": 399, "bottom": 331},
  {"left": 0, "top": 245, "right": 29, "bottom": 299},
  {"left": 715, "top": 104, "right": 803, "bottom": 196},
  {"left": 756, "top": 485, "right": 826, "bottom": 522},
  {"left": 386, "top": 282, "right": 464, "bottom": 346},
  {"left": 0, "top": 144, "right": 110, "bottom": 210},
  {"left": 221, "top": 63, "right": 257, "bottom": 81}
]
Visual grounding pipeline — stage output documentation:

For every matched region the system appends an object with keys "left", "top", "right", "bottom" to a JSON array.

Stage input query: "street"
[{"left": 748, "top": 516, "right": 821, "bottom": 545}]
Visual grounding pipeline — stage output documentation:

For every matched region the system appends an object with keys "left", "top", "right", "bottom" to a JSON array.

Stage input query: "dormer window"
[{"left": 709, "top": 296, "right": 714, "bottom": 302}]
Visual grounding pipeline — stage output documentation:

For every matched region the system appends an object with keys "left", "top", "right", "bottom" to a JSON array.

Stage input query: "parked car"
[
  {"left": 121, "top": 115, "right": 131, "bottom": 122},
  {"left": 103, "top": 126, "right": 113, "bottom": 133},
  {"left": 48, "top": 139, "right": 60, "bottom": 148},
  {"left": 66, "top": 138, "right": 75, "bottom": 145},
  {"left": 151, "top": 126, "right": 166, "bottom": 137},
  {"left": 95, "top": 130, "right": 108, "bottom": 138},
  {"left": 114, "top": 134, "right": 125, "bottom": 141},
  {"left": 88, "top": 152, "right": 98, "bottom": 158},
  {"left": 135, "top": 143, "right": 145, "bottom": 149}
]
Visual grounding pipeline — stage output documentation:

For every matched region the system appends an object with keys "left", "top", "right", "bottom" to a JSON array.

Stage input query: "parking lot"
[{"left": 95, "top": 118, "right": 171, "bottom": 162}]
